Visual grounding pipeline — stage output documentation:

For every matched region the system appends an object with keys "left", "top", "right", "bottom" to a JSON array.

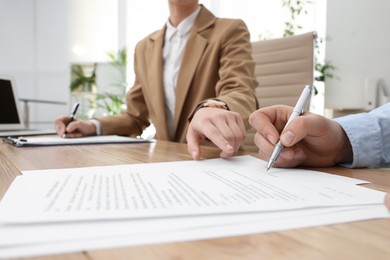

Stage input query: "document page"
[{"left": 0, "top": 156, "right": 384, "bottom": 223}]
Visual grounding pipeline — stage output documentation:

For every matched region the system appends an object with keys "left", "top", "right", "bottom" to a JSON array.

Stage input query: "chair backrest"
[{"left": 242, "top": 32, "right": 316, "bottom": 152}]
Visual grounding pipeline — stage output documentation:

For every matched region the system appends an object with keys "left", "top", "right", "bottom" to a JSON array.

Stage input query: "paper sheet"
[
  {"left": 0, "top": 156, "right": 382, "bottom": 223},
  {"left": 0, "top": 205, "right": 388, "bottom": 258},
  {"left": 0, "top": 156, "right": 388, "bottom": 258}
]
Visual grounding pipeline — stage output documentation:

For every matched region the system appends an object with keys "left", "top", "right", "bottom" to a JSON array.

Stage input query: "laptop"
[{"left": 0, "top": 75, "right": 56, "bottom": 137}]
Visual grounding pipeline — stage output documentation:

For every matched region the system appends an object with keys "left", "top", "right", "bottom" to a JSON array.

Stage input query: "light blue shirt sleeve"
[{"left": 333, "top": 102, "right": 390, "bottom": 168}]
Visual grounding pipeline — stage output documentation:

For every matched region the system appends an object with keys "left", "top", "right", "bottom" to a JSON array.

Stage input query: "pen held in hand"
[
  {"left": 266, "top": 85, "right": 313, "bottom": 171},
  {"left": 63, "top": 102, "right": 80, "bottom": 138}
]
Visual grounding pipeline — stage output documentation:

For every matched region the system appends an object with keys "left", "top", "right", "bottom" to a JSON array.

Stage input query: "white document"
[
  {"left": 4, "top": 135, "right": 149, "bottom": 147},
  {"left": 0, "top": 156, "right": 388, "bottom": 258},
  {"left": 0, "top": 205, "right": 388, "bottom": 258},
  {"left": 0, "top": 156, "right": 384, "bottom": 223}
]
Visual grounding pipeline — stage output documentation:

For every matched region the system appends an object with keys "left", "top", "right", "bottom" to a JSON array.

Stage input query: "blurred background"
[{"left": 0, "top": 0, "right": 389, "bottom": 130}]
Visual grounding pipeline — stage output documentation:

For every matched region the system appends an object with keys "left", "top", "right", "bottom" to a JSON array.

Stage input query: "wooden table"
[{"left": 1, "top": 140, "right": 390, "bottom": 259}]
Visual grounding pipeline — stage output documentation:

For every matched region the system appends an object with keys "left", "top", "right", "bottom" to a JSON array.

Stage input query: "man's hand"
[
  {"left": 186, "top": 108, "right": 246, "bottom": 160},
  {"left": 249, "top": 105, "right": 353, "bottom": 167}
]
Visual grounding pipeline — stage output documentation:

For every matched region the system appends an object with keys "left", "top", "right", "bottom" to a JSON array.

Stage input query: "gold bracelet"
[{"left": 202, "top": 99, "right": 228, "bottom": 110}]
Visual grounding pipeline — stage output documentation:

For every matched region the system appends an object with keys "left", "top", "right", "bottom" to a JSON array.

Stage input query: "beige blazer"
[{"left": 99, "top": 5, "right": 258, "bottom": 143}]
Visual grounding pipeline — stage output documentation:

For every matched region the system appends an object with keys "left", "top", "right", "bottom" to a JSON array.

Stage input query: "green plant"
[
  {"left": 70, "top": 63, "right": 97, "bottom": 92},
  {"left": 282, "top": 0, "right": 334, "bottom": 85},
  {"left": 96, "top": 48, "right": 127, "bottom": 115},
  {"left": 96, "top": 93, "right": 125, "bottom": 115},
  {"left": 107, "top": 47, "right": 127, "bottom": 88},
  {"left": 313, "top": 36, "right": 334, "bottom": 83},
  {"left": 282, "top": 0, "right": 311, "bottom": 37}
]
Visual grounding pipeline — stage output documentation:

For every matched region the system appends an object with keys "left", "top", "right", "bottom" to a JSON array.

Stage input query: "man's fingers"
[
  {"left": 258, "top": 146, "right": 305, "bottom": 168},
  {"left": 254, "top": 131, "right": 274, "bottom": 157},
  {"left": 249, "top": 107, "right": 286, "bottom": 145}
]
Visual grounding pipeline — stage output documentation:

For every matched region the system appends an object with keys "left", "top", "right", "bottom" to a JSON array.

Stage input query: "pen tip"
[{"left": 266, "top": 160, "right": 274, "bottom": 171}]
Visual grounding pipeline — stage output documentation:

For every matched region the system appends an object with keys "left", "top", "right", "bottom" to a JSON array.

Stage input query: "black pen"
[{"left": 63, "top": 102, "right": 80, "bottom": 138}]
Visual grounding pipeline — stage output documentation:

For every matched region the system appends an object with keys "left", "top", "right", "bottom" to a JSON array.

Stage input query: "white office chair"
[{"left": 242, "top": 32, "right": 316, "bottom": 152}]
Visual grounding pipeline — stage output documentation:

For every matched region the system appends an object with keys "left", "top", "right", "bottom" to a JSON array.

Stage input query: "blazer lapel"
[
  {"left": 146, "top": 27, "right": 170, "bottom": 139},
  {"left": 173, "top": 5, "right": 215, "bottom": 133}
]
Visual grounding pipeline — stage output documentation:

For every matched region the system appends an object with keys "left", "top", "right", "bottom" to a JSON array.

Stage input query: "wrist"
[
  {"left": 334, "top": 124, "right": 353, "bottom": 165},
  {"left": 188, "top": 99, "right": 229, "bottom": 123},
  {"left": 201, "top": 99, "right": 228, "bottom": 110}
]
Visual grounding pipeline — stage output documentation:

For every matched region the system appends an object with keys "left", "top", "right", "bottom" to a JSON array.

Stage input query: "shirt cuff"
[{"left": 334, "top": 114, "right": 382, "bottom": 168}]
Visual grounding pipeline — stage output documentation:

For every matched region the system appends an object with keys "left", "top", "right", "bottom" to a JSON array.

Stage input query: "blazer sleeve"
[
  {"left": 97, "top": 48, "right": 151, "bottom": 137},
  {"left": 190, "top": 19, "right": 258, "bottom": 127}
]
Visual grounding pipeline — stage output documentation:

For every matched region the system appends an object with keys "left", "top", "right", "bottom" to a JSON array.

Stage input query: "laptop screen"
[{"left": 0, "top": 77, "right": 23, "bottom": 128}]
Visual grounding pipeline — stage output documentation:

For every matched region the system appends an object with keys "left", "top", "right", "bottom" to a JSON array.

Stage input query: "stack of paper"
[{"left": 0, "top": 156, "right": 388, "bottom": 258}]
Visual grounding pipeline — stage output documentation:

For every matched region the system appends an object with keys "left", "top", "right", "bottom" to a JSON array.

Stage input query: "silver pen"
[{"left": 266, "top": 85, "right": 313, "bottom": 171}]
